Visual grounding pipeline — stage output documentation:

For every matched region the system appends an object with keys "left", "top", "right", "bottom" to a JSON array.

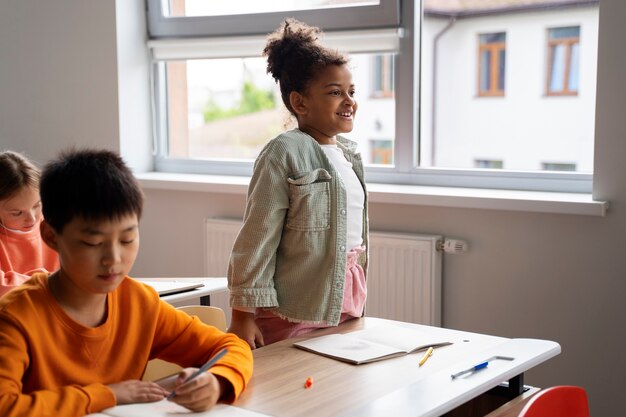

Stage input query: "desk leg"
[
  {"left": 508, "top": 374, "right": 524, "bottom": 397},
  {"left": 443, "top": 374, "right": 526, "bottom": 416},
  {"left": 490, "top": 374, "right": 525, "bottom": 399},
  {"left": 200, "top": 295, "right": 211, "bottom": 306}
]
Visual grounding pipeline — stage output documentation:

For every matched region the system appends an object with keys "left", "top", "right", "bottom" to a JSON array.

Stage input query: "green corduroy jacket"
[{"left": 228, "top": 129, "right": 369, "bottom": 325}]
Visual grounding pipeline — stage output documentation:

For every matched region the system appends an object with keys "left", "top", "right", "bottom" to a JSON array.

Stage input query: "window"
[
  {"left": 547, "top": 26, "right": 580, "bottom": 96},
  {"left": 148, "top": 0, "right": 399, "bottom": 38},
  {"left": 372, "top": 55, "right": 395, "bottom": 98},
  {"left": 478, "top": 32, "right": 506, "bottom": 97},
  {"left": 148, "top": 0, "right": 402, "bottom": 176},
  {"left": 148, "top": 0, "right": 599, "bottom": 193},
  {"left": 164, "top": 0, "right": 380, "bottom": 18},
  {"left": 542, "top": 162, "right": 577, "bottom": 172},
  {"left": 154, "top": 52, "right": 397, "bottom": 165},
  {"left": 475, "top": 159, "right": 504, "bottom": 169},
  {"left": 370, "top": 139, "right": 393, "bottom": 165}
]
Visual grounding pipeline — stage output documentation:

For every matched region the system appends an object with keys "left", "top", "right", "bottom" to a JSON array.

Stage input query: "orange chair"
[{"left": 518, "top": 385, "right": 589, "bottom": 417}]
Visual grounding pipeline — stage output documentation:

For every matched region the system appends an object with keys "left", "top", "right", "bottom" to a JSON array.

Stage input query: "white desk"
[
  {"left": 343, "top": 337, "right": 560, "bottom": 417},
  {"left": 135, "top": 277, "right": 228, "bottom": 306}
]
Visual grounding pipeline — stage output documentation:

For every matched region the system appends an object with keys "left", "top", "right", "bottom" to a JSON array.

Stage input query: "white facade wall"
[
  {"left": 421, "top": 6, "right": 599, "bottom": 171},
  {"left": 346, "top": 54, "right": 396, "bottom": 164}
]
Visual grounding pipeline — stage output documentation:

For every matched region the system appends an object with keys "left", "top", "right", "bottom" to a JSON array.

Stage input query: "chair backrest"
[
  {"left": 177, "top": 305, "right": 227, "bottom": 331},
  {"left": 141, "top": 305, "right": 228, "bottom": 381},
  {"left": 518, "top": 386, "right": 589, "bottom": 417}
]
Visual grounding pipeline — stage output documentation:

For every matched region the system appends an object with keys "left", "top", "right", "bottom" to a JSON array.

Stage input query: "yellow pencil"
[{"left": 418, "top": 346, "right": 434, "bottom": 366}]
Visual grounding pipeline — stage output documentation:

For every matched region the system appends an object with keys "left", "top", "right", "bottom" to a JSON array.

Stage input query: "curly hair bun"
[{"left": 263, "top": 19, "right": 347, "bottom": 115}]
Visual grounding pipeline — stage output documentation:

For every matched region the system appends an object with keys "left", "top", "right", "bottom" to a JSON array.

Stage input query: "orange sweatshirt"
[
  {"left": 0, "top": 273, "right": 253, "bottom": 417},
  {"left": 0, "top": 219, "right": 59, "bottom": 297}
]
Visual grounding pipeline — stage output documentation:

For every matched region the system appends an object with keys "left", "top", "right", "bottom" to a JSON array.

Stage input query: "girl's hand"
[
  {"left": 228, "top": 310, "right": 264, "bottom": 349},
  {"left": 108, "top": 380, "right": 167, "bottom": 404},
  {"left": 168, "top": 369, "right": 228, "bottom": 412}
]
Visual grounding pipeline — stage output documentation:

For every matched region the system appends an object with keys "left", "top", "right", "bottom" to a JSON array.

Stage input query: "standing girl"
[
  {"left": 228, "top": 19, "right": 368, "bottom": 348},
  {"left": 0, "top": 151, "right": 59, "bottom": 297}
]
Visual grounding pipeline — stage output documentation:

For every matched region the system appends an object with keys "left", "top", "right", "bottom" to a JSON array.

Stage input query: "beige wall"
[{"left": 1, "top": 0, "right": 624, "bottom": 415}]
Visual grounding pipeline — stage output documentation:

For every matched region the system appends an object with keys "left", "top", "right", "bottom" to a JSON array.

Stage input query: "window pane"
[
  {"left": 371, "top": 55, "right": 395, "bottom": 98},
  {"left": 549, "top": 26, "right": 580, "bottom": 40},
  {"left": 549, "top": 44, "right": 566, "bottom": 92},
  {"left": 336, "top": 53, "right": 396, "bottom": 166},
  {"left": 420, "top": 4, "right": 597, "bottom": 173},
  {"left": 370, "top": 139, "right": 393, "bottom": 164},
  {"left": 542, "top": 162, "right": 576, "bottom": 171},
  {"left": 165, "top": 53, "right": 395, "bottom": 165},
  {"left": 480, "top": 32, "right": 505, "bottom": 44},
  {"left": 480, "top": 50, "right": 491, "bottom": 92},
  {"left": 167, "top": 0, "right": 379, "bottom": 17},
  {"left": 478, "top": 32, "right": 505, "bottom": 95},
  {"left": 568, "top": 43, "right": 580, "bottom": 92},
  {"left": 475, "top": 159, "right": 503, "bottom": 169},
  {"left": 498, "top": 49, "right": 506, "bottom": 91}
]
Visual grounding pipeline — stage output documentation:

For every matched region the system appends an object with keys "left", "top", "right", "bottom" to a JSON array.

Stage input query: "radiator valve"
[{"left": 437, "top": 238, "right": 468, "bottom": 254}]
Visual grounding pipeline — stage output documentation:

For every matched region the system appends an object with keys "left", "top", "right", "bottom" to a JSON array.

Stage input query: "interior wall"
[
  {"left": 0, "top": 0, "right": 624, "bottom": 415},
  {"left": 0, "top": 0, "right": 120, "bottom": 166}
]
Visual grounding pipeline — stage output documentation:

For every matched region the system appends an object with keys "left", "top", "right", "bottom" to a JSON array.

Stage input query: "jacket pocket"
[{"left": 286, "top": 169, "right": 332, "bottom": 231}]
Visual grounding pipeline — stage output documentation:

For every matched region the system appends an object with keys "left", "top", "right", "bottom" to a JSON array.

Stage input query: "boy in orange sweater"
[{"left": 0, "top": 148, "right": 253, "bottom": 417}]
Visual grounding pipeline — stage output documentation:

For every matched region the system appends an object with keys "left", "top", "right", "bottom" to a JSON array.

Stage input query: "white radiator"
[
  {"left": 204, "top": 218, "right": 442, "bottom": 326},
  {"left": 366, "top": 232, "right": 442, "bottom": 326}
]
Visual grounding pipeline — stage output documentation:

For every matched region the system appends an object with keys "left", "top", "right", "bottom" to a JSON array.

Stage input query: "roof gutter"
[{"left": 424, "top": 0, "right": 599, "bottom": 19}]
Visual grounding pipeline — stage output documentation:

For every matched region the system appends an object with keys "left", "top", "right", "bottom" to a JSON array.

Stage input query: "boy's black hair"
[{"left": 40, "top": 148, "right": 143, "bottom": 232}]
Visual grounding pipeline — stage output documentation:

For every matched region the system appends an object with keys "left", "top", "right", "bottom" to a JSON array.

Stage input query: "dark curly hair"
[{"left": 263, "top": 19, "right": 348, "bottom": 116}]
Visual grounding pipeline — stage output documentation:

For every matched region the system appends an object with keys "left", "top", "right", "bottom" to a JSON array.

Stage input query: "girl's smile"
[{"left": 294, "top": 64, "right": 357, "bottom": 145}]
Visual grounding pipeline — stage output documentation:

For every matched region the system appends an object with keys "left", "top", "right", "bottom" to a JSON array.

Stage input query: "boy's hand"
[
  {"left": 108, "top": 380, "right": 167, "bottom": 404},
  {"left": 168, "top": 369, "right": 230, "bottom": 412},
  {"left": 228, "top": 310, "right": 264, "bottom": 349}
]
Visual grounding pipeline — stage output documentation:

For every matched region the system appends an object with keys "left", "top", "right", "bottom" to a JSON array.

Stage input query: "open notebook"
[
  {"left": 294, "top": 323, "right": 452, "bottom": 364},
  {"left": 138, "top": 280, "right": 204, "bottom": 296}
]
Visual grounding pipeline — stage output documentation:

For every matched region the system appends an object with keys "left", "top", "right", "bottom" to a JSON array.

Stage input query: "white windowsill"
[{"left": 135, "top": 172, "right": 608, "bottom": 217}]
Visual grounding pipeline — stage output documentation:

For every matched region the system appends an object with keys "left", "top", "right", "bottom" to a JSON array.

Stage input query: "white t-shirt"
[{"left": 321, "top": 144, "right": 364, "bottom": 250}]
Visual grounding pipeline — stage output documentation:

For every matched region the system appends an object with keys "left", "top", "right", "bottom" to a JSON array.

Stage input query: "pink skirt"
[{"left": 256, "top": 246, "right": 367, "bottom": 345}]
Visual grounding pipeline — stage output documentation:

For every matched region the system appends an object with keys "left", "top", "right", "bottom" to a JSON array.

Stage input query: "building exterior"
[{"left": 420, "top": 0, "right": 599, "bottom": 172}]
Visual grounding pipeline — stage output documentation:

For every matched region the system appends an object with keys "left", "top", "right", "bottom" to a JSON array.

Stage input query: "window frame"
[
  {"left": 478, "top": 32, "right": 506, "bottom": 97},
  {"left": 371, "top": 55, "right": 395, "bottom": 98},
  {"left": 147, "top": 0, "right": 593, "bottom": 194},
  {"left": 147, "top": 0, "right": 401, "bottom": 38},
  {"left": 546, "top": 26, "right": 580, "bottom": 96}
]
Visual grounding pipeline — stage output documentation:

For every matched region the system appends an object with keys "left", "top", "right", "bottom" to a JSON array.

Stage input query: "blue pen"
[
  {"left": 167, "top": 348, "right": 228, "bottom": 399},
  {"left": 450, "top": 360, "right": 489, "bottom": 379},
  {"left": 451, "top": 355, "right": 515, "bottom": 379}
]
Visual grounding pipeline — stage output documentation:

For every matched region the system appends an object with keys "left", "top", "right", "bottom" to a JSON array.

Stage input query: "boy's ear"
[
  {"left": 40, "top": 220, "right": 59, "bottom": 252},
  {"left": 289, "top": 91, "right": 307, "bottom": 116}
]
